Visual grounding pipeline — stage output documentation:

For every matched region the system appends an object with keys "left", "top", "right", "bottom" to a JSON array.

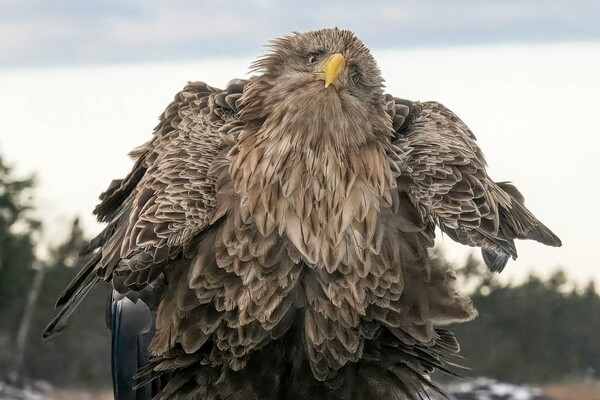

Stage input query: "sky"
[
  {"left": 0, "top": 2, "right": 598, "bottom": 286},
  {"left": 1, "top": 0, "right": 600, "bottom": 68}
]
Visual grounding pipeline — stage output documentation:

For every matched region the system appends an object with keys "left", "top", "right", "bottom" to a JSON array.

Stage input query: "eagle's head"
[
  {"left": 253, "top": 28, "right": 384, "bottom": 98},
  {"left": 240, "top": 28, "right": 392, "bottom": 151}
]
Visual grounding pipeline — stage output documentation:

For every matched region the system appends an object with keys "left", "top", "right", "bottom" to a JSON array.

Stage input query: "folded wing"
[
  {"left": 386, "top": 98, "right": 561, "bottom": 272},
  {"left": 43, "top": 79, "right": 247, "bottom": 338}
]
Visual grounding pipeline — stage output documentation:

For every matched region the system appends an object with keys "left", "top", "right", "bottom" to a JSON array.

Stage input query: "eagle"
[{"left": 44, "top": 28, "right": 561, "bottom": 399}]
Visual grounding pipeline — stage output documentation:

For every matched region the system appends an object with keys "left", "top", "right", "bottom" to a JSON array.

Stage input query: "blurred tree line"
[
  {"left": 0, "top": 149, "right": 598, "bottom": 388},
  {"left": 0, "top": 152, "right": 110, "bottom": 388},
  {"left": 453, "top": 255, "right": 600, "bottom": 383}
]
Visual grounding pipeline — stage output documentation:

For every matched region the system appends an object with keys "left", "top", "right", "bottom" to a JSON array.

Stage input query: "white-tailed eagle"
[{"left": 44, "top": 28, "right": 561, "bottom": 400}]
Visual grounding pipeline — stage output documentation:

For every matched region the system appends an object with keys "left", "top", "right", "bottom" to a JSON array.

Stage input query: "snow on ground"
[
  {"left": 448, "top": 377, "right": 550, "bottom": 400},
  {"left": 1, "top": 376, "right": 553, "bottom": 399}
]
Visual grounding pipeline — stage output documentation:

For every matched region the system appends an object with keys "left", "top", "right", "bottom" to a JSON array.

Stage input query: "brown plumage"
[{"left": 44, "top": 28, "right": 561, "bottom": 399}]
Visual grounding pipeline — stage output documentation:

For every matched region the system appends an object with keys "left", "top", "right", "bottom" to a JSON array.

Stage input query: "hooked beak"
[{"left": 315, "top": 53, "right": 346, "bottom": 90}]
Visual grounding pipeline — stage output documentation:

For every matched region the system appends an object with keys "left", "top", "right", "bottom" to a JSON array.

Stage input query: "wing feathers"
[
  {"left": 388, "top": 99, "right": 561, "bottom": 271},
  {"left": 48, "top": 81, "right": 246, "bottom": 341}
]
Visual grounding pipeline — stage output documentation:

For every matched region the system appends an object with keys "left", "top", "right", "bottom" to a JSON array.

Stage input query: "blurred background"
[{"left": 0, "top": 1, "right": 599, "bottom": 399}]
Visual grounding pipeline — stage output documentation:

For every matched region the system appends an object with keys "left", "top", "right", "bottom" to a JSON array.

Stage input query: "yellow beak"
[{"left": 318, "top": 53, "right": 346, "bottom": 89}]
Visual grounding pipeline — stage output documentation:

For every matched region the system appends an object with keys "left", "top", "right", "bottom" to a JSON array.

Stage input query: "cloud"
[{"left": 1, "top": 0, "right": 599, "bottom": 67}]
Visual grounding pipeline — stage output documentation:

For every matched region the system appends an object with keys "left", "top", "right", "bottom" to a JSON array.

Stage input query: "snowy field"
[{"left": 4, "top": 377, "right": 597, "bottom": 399}]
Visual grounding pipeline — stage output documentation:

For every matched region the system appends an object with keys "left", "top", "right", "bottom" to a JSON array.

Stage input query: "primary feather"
[{"left": 45, "top": 28, "right": 560, "bottom": 399}]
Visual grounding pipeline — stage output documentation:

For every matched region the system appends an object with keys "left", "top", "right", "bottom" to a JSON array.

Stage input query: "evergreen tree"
[
  {"left": 0, "top": 151, "right": 110, "bottom": 387},
  {"left": 0, "top": 153, "right": 39, "bottom": 371},
  {"left": 453, "top": 258, "right": 600, "bottom": 383},
  {"left": 25, "top": 219, "right": 111, "bottom": 387}
]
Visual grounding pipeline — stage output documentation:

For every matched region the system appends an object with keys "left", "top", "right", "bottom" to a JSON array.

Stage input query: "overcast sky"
[
  {"left": 0, "top": 2, "right": 598, "bottom": 286},
  {"left": 1, "top": 0, "right": 600, "bottom": 68}
]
